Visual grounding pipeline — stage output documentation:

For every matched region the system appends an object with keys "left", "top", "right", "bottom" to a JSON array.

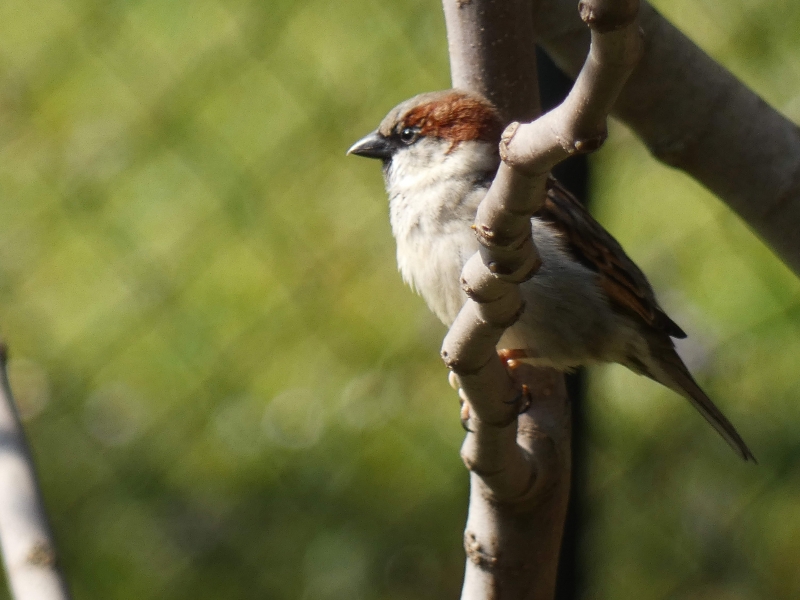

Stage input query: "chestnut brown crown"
[
  {"left": 348, "top": 90, "right": 504, "bottom": 160},
  {"left": 378, "top": 90, "right": 503, "bottom": 144}
]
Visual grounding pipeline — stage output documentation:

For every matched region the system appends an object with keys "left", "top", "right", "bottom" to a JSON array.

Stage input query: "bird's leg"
[{"left": 498, "top": 349, "right": 533, "bottom": 414}]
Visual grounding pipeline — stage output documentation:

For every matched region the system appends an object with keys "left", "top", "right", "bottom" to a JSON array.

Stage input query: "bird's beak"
[{"left": 347, "top": 131, "right": 395, "bottom": 160}]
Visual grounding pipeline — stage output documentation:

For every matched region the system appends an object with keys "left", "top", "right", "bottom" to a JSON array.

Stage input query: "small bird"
[{"left": 348, "top": 89, "right": 754, "bottom": 462}]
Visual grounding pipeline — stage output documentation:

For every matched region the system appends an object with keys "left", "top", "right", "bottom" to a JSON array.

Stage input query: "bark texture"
[
  {"left": 534, "top": 0, "right": 800, "bottom": 274},
  {"left": 441, "top": 0, "right": 642, "bottom": 598},
  {"left": 0, "top": 342, "right": 72, "bottom": 600}
]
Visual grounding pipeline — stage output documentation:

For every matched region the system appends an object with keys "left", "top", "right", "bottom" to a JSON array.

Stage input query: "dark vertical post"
[{"left": 536, "top": 48, "right": 588, "bottom": 600}]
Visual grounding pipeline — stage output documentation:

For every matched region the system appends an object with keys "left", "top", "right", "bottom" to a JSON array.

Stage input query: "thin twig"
[{"left": 441, "top": 0, "right": 642, "bottom": 598}]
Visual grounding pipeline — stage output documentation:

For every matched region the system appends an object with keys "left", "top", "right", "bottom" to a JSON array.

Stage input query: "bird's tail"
[
  {"left": 667, "top": 363, "right": 755, "bottom": 462},
  {"left": 640, "top": 340, "right": 756, "bottom": 462}
]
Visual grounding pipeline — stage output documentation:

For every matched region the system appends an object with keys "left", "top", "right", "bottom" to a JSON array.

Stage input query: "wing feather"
[{"left": 535, "top": 178, "right": 686, "bottom": 339}]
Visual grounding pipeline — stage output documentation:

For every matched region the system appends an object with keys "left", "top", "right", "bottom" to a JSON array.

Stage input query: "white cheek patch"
[{"left": 386, "top": 139, "right": 499, "bottom": 199}]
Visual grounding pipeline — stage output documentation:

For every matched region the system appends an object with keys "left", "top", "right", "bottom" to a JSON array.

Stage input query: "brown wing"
[{"left": 535, "top": 178, "right": 686, "bottom": 339}]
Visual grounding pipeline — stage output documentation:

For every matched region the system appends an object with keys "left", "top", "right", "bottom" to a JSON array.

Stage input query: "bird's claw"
[
  {"left": 459, "top": 398, "right": 474, "bottom": 433},
  {"left": 499, "top": 349, "right": 533, "bottom": 415},
  {"left": 450, "top": 371, "right": 474, "bottom": 432},
  {"left": 504, "top": 383, "right": 532, "bottom": 414},
  {"left": 449, "top": 351, "right": 531, "bottom": 431}
]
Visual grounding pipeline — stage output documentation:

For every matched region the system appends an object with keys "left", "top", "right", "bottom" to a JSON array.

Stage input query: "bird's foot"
[
  {"left": 448, "top": 349, "right": 532, "bottom": 430},
  {"left": 459, "top": 398, "right": 473, "bottom": 432},
  {"left": 498, "top": 348, "right": 529, "bottom": 364},
  {"left": 504, "top": 381, "right": 532, "bottom": 414},
  {"left": 499, "top": 349, "right": 533, "bottom": 415},
  {"left": 448, "top": 371, "right": 473, "bottom": 432}
]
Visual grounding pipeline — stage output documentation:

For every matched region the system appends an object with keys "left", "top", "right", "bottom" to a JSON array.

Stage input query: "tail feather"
[
  {"left": 665, "top": 364, "right": 756, "bottom": 463},
  {"left": 635, "top": 336, "right": 756, "bottom": 463}
]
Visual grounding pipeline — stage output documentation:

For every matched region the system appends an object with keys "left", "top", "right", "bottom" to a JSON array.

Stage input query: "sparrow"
[{"left": 348, "top": 89, "right": 754, "bottom": 462}]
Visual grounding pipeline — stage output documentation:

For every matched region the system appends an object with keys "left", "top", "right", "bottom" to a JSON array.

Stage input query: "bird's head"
[{"left": 348, "top": 90, "right": 504, "bottom": 192}]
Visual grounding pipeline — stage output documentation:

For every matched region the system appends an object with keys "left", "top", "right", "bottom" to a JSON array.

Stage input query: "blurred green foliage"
[{"left": 0, "top": 0, "right": 798, "bottom": 598}]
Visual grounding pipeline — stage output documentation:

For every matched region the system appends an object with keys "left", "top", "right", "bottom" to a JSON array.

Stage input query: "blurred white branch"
[{"left": 0, "top": 341, "right": 71, "bottom": 600}]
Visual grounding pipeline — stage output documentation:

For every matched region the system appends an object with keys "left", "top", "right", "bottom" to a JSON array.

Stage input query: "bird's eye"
[{"left": 399, "top": 127, "right": 419, "bottom": 144}]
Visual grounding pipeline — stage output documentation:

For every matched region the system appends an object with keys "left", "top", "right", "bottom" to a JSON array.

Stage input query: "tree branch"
[
  {"left": 0, "top": 341, "right": 71, "bottom": 600},
  {"left": 441, "top": 0, "right": 642, "bottom": 597},
  {"left": 442, "top": 0, "right": 541, "bottom": 122},
  {"left": 534, "top": 0, "right": 800, "bottom": 275}
]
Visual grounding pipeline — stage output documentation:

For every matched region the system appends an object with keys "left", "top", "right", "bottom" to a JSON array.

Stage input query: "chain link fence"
[{"left": 0, "top": 0, "right": 799, "bottom": 598}]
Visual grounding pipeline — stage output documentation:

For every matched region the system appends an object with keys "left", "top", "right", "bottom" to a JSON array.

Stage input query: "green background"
[{"left": 0, "top": 0, "right": 799, "bottom": 598}]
